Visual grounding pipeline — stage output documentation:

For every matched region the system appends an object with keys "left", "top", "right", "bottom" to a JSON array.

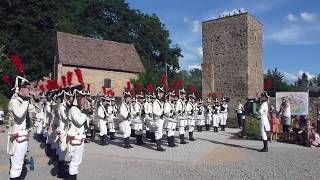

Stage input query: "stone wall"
[
  {"left": 202, "top": 13, "right": 263, "bottom": 99},
  {"left": 57, "top": 64, "right": 139, "bottom": 96}
]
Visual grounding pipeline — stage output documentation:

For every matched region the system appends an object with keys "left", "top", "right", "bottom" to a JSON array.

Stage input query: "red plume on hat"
[
  {"left": 110, "top": 90, "right": 115, "bottom": 97},
  {"left": 61, "top": 76, "right": 66, "bottom": 87},
  {"left": 264, "top": 79, "right": 273, "bottom": 91},
  {"left": 212, "top": 93, "right": 216, "bottom": 99},
  {"left": 74, "top": 68, "right": 84, "bottom": 86},
  {"left": 87, "top": 84, "right": 90, "bottom": 91},
  {"left": 10, "top": 55, "right": 24, "bottom": 74},
  {"left": 126, "top": 81, "right": 132, "bottom": 91},
  {"left": 208, "top": 93, "right": 212, "bottom": 98},
  {"left": 39, "top": 84, "right": 45, "bottom": 92},
  {"left": 135, "top": 82, "right": 143, "bottom": 93},
  {"left": 130, "top": 90, "right": 136, "bottom": 98},
  {"left": 173, "top": 80, "right": 177, "bottom": 90},
  {"left": 2, "top": 74, "right": 11, "bottom": 86},
  {"left": 161, "top": 73, "right": 167, "bottom": 85},
  {"left": 165, "top": 84, "right": 170, "bottom": 93},
  {"left": 102, "top": 86, "right": 106, "bottom": 95},
  {"left": 66, "top": 71, "right": 73, "bottom": 86},
  {"left": 187, "top": 85, "right": 196, "bottom": 93},
  {"left": 177, "top": 79, "right": 183, "bottom": 87},
  {"left": 221, "top": 92, "right": 224, "bottom": 98},
  {"left": 147, "top": 83, "right": 154, "bottom": 93}
]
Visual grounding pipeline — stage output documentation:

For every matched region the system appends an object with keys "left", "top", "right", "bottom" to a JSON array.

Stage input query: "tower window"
[{"left": 104, "top": 79, "right": 111, "bottom": 88}]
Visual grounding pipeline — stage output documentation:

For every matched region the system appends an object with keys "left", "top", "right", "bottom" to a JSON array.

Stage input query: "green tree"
[
  {"left": 295, "top": 73, "right": 309, "bottom": 92},
  {"left": 264, "top": 68, "right": 294, "bottom": 96}
]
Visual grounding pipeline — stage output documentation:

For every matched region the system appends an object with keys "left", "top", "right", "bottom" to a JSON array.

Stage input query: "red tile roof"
[{"left": 56, "top": 32, "right": 144, "bottom": 73}]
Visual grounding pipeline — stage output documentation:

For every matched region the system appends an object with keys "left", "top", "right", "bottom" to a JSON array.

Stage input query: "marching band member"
[
  {"left": 195, "top": 99, "right": 205, "bottom": 132},
  {"left": 130, "top": 94, "right": 137, "bottom": 137},
  {"left": 164, "top": 90, "right": 178, "bottom": 147},
  {"left": 204, "top": 98, "right": 212, "bottom": 131},
  {"left": 107, "top": 92, "right": 117, "bottom": 140},
  {"left": 176, "top": 89, "right": 188, "bottom": 144},
  {"left": 212, "top": 99, "right": 220, "bottom": 132},
  {"left": 56, "top": 90, "right": 72, "bottom": 178},
  {"left": 144, "top": 87, "right": 154, "bottom": 140},
  {"left": 186, "top": 93, "right": 196, "bottom": 141},
  {"left": 7, "top": 76, "right": 34, "bottom": 180},
  {"left": 48, "top": 93, "right": 60, "bottom": 161},
  {"left": 34, "top": 92, "right": 46, "bottom": 141},
  {"left": 119, "top": 91, "right": 133, "bottom": 148},
  {"left": 97, "top": 96, "right": 109, "bottom": 146},
  {"left": 220, "top": 97, "right": 228, "bottom": 131},
  {"left": 134, "top": 93, "right": 145, "bottom": 145},
  {"left": 67, "top": 89, "right": 89, "bottom": 179},
  {"left": 153, "top": 87, "right": 165, "bottom": 151},
  {"left": 258, "top": 91, "right": 270, "bottom": 152}
]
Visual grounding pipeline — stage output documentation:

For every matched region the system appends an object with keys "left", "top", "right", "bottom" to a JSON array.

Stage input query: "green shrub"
[
  {"left": 0, "top": 93, "right": 9, "bottom": 124},
  {"left": 244, "top": 116, "right": 261, "bottom": 140}
]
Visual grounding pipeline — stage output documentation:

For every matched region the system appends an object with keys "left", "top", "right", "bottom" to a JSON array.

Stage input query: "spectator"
[
  {"left": 317, "top": 111, "right": 320, "bottom": 133},
  {"left": 270, "top": 113, "right": 280, "bottom": 142},
  {"left": 301, "top": 120, "right": 314, "bottom": 147},
  {"left": 309, "top": 128, "right": 320, "bottom": 148},
  {"left": 279, "top": 97, "right": 291, "bottom": 142},
  {"left": 0, "top": 106, "right": 4, "bottom": 132},
  {"left": 269, "top": 105, "right": 276, "bottom": 117},
  {"left": 236, "top": 99, "right": 244, "bottom": 129},
  {"left": 292, "top": 116, "right": 303, "bottom": 144}
]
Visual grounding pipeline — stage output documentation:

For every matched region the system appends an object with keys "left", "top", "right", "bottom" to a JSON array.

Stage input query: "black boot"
[
  {"left": 110, "top": 132, "right": 115, "bottom": 140},
  {"left": 104, "top": 135, "right": 109, "bottom": 145},
  {"left": 180, "top": 134, "right": 188, "bottom": 144},
  {"left": 189, "top": 131, "right": 195, "bottom": 141},
  {"left": 205, "top": 124, "right": 209, "bottom": 131},
  {"left": 168, "top": 136, "right": 177, "bottom": 147},
  {"left": 199, "top": 125, "right": 203, "bottom": 132},
  {"left": 100, "top": 135, "right": 105, "bottom": 146},
  {"left": 124, "top": 137, "right": 133, "bottom": 149},
  {"left": 45, "top": 144, "right": 51, "bottom": 157},
  {"left": 259, "top": 140, "right": 268, "bottom": 152},
  {"left": 221, "top": 126, "right": 223, "bottom": 131},
  {"left": 146, "top": 130, "right": 151, "bottom": 139},
  {"left": 130, "top": 129, "right": 136, "bottom": 137},
  {"left": 150, "top": 133, "right": 156, "bottom": 143},
  {"left": 156, "top": 139, "right": 165, "bottom": 151},
  {"left": 69, "top": 174, "right": 77, "bottom": 180},
  {"left": 136, "top": 135, "right": 144, "bottom": 145},
  {"left": 58, "top": 161, "right": 68, "bottom": 178},
  {"left": 90, "top": 129, "right": 95, "bottom": 140}
]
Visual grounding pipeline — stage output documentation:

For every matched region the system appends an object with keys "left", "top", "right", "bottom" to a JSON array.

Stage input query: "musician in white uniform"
[
  {"left": 220, "top": 98, "right": 228, "bottom": 131},
  {"left": 107, "top": 95, "right": 117, "bottom": 140},
  {"left": 153, "top": 87, "right": 165, "bottom": 151},
  {"left": 258, "top": 91, "right": 270, "bottom": 152},
  {"left": 133, "top": 93, "right": 145, "bottom": 145},
  {"left": 195, "top": 99, "right": 205, "bottom": 132},
  {"left": 186, "top": 93, "right": 196, "bottom": 141},
  {"left": 212, "top": 99, "right": 220, "bottom": 132},
  {"left": 164, "top": 91, "right": 178, "bottom": 147},
  {"left": 144, "top": 93, "right": 154, "bottom": 140},
  {"left": 7, "top": 76, "right": 34, "bottom": 180},
  {"left": 204, "top": 98, "right": 212, "bottom": 131},
  {"left": 34, "top": 93, "right": 46, "bottom": 141},
  {"left": 176, "top": 89, "right": 188, "bottom": 144},
  {"left": 67, "top": 89, "right": 89, "bottom": 179},
  {"left": 97, "top": 96, "right": 109, "bottom": 146},
  {"left": 119, "top": 91, "right": 133, "bottom": 148}
]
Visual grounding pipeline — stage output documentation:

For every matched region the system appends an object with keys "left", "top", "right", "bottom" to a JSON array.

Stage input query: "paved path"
[{"left": 1, "top": 128, "right": 319, "bottom": 180}]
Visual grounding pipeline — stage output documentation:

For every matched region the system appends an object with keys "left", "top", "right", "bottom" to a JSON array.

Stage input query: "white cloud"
[
  {"left": 196, "top": 47, "right": 203, "bottom": 57},
  {"left": 287, "top": 13, "right": 298, "bottom": 21},
  {"left": 183, "top": 17, "right": 188, "bottom": 23},
  {"left": 191, "top": 20, "right": 201, "bottom": 34},
  {"left": 220, "top": 8, "right": 246, "bottom": 17},
  {"left": 300, "top": 12, "right": 316, "bottom": 22},
  {"left": 281, "top": 70, "right": 316, "bottom": 83},
  {"left": 188, "top": 64, "right": 202, "bottom": 70}
]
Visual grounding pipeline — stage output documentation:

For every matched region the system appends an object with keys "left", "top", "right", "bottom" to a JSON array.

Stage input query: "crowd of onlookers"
[{"left": 268, "top": 97, "right": 320, "bottom": 148}]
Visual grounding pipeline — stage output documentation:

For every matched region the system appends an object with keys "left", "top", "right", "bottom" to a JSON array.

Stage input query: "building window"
[{"left": 104, "top": 79, "right": 111, "bottom": 88}]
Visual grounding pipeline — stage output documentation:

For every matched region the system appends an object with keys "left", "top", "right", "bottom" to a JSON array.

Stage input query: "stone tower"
[{"left": 202, "top": 12, "right": 263, "bottom": 100}]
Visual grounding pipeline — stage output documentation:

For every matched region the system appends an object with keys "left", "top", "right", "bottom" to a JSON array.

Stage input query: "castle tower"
[{"left": 202, "top": 12, "right": 263, "bottom": 99}]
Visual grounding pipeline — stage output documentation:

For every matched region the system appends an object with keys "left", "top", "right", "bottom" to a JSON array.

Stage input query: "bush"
[
  {"left": 0, "top": 93, "right": 9, "bottom": 123},
  {"left": 244, "top": 116, "right": 261, "bottom": 140}
]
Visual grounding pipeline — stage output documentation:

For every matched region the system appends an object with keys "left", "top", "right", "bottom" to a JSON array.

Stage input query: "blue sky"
[{"left": 126, "top": 0, "right": 320, "bottom": 83}]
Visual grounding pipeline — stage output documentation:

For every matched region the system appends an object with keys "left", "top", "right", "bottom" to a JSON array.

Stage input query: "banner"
[{"left": 276, "top": 92, "right": 309, "bottom": 115}]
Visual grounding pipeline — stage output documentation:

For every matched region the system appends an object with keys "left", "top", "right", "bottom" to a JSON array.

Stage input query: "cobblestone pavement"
[{"left": 1, "top": 128, "right": 319, "bottom": 180}]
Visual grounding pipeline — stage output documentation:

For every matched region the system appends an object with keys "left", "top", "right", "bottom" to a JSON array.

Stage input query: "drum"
[
  {"left": 107, "top": 120, "right": 115, "bottom": 130},
  {"left": 187, "top": 117, "right": 195, "bottom": 127},
  {"left": 144, "top": 116, "right": 156, "bottom": 129},
  {"left": 163, "top": 118, "right": 177, "bottom": 130}
]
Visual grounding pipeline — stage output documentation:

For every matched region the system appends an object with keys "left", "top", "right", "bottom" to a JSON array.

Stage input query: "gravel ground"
[{"left": 0, "top": 128, "right": 319, "bottom": 180}]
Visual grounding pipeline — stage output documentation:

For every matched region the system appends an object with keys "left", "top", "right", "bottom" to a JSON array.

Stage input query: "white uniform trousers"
[
  {"left": 212, "top": 114, "right": 219, "bottom": 127},
  {"left": 69, "top": 143, "right": 84, "bottom": 175},
  {"left": 178, "top": 118, "right": 186, "bottom": 135},
  {"left": 167, "top": 129, "right": 175, "bottom": 137},
  {"left": 260, "top": 117, "right": 270, "bottom": 141},
  {"left": 155, "top": 118, "right": 164, "bottom": 140},
  {"left": 119, "top": 120, "right": 131, "bottom": 138},
  {"left": 205, "top": 114, "right": 212, "bottom": 125},
  {"left": 187, "top": 117, "right": 195, "bottom": 132},
  {"left": 36, "top": 122, "right": 43, "bottom": 134},
  {"left": 10, "top": 141, "right": 28, "bottom": 178},
  {"left": 107, "top": 118, "right": 116, "bottom": 133},
  {"left": 220, "top": 113, "right": 227, "bottom": 126},
  {"left": 99, "top": 119, "right": 108, "bottom": 136}
]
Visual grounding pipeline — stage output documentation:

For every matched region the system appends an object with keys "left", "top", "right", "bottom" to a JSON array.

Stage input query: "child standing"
[{"left": 271, "top": 113, "right": 280, "bottom": 142}]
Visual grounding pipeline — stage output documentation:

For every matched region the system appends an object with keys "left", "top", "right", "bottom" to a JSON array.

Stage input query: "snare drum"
[
  {"left": 187, "top": 117, "right": 195, "bottom": 127},
  {"left": 132, "top": 121, "right": 143, "bottom": 131},
  {"left": 164, "top": 118, "right": 177, "bottom": 130},
  {"left": 144, "top": 116, "right": 156, "bottom": 129}
]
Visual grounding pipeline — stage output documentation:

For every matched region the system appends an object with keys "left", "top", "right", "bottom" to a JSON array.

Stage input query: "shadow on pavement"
[{"left": 198, "top": 138, "right": 260, "bottom": 151}]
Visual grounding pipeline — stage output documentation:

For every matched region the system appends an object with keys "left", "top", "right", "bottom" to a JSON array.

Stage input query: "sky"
[{"left": 126, "top": 0, "right": 320, "bottom": 83}]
